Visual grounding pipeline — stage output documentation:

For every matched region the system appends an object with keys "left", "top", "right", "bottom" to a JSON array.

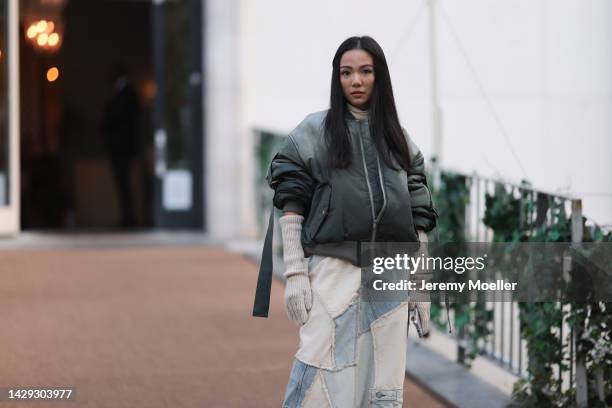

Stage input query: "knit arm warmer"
[
  {"left": 279, "top": 214, "right": 312, "bottom": 324},
  {"left": 416, "top": 229, "right": 432, "bottom": 285},
  {"left": 412, "top": 229, "right": 431, "bottom": 335},
  {"left": 279, "top": 214, "right": 308, "bottom": 278}
]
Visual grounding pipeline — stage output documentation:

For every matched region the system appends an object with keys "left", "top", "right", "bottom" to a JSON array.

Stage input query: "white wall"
[
  {"left": 438, "top": 0, "right": 612, "bottom": 226},
  {"left": 205, "top": 0, "right": 243, "bottom": 239},
  {"left": 0, "top": 0, "right": 21, "bottom": 235},
  {"left": 232, "top": 0, "right": 612, "bottom": 235}
]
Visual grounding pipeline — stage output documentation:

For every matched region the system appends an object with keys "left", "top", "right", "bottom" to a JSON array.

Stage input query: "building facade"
[{"left": 1, "top": 0, "right": 611, "bottom": 237}]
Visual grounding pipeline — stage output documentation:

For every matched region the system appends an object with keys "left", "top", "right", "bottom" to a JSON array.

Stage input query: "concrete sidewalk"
[{"left": 0, "top": 241, "right": 449, "bottom": 407}]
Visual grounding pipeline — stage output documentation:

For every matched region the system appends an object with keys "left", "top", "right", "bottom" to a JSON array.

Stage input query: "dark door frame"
[{"left": 151, "top": 0, "right": 205, "bottom": 230}]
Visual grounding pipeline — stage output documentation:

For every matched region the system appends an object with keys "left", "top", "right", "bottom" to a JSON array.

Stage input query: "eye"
[
  {"left": 363, "top": 68, "right": 373, "bottom": 75},
  {"left": 341, "top": 71, "right": 350, "bottom": 77}
]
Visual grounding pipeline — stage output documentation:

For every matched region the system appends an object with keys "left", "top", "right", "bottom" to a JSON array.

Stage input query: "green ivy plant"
[
  {"left": 430, "top": 174, "right": 611, "bottom": 405},
  {"left": 480, "top": 184, "right": 611, "bottom": 407},
  {"left": 429, "top": 171, "right": 467, "bottom": 333},
  {"left": 429, "top": 171, "right": 493, "bottom": 367}
]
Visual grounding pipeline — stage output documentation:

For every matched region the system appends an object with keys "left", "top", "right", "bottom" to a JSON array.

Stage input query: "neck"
[{"left": 347, "top": 102, "right": 369, "bottom": 120}]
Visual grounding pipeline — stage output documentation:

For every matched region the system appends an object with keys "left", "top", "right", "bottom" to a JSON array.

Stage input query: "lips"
[{"left": 351, "top": 92, "right": 364, "bottom": 96}]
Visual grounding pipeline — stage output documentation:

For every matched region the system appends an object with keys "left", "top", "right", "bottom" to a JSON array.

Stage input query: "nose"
[{"left": 351, "top": 73, "right": 362, "bottom": 86}]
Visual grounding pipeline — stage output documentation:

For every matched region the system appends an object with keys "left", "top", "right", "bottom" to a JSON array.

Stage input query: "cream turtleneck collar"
[{"left": 347, "top": 103, "right": 369, "bottom": 121}]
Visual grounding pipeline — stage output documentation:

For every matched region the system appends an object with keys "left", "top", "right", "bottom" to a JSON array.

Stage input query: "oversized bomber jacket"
[{"left": 252, "top": 109, "right": 439, "bottom": 318}]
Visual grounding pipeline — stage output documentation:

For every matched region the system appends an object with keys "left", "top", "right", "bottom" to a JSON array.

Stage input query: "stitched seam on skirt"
[
  {"left": 370, "top": 302, "right": 408, "bottom": 329},
  {"left": 299, "top": 268, "right": 361, "bottom": 371},
  {"left": 295, "top": 291, "right": 336, "bottom": 370},
  {"left": 312, "top": 289, "right": 334, "bottom": 321},
  {"left": 371, "top": 304, "right": 406, "bottom": 391},
  {"left": 331, "top": 292, "right": 360, "bottom": 370},
  {"left": 298, "top": 296, "right": 357, "bottom": 372},
  {"left": 351, "top": 296, "right": 359, "bottom": 408},
  {"left": 295, "top": 356, "right": 357, "bottom": 372},
  {"left": 315, "top": 289, "right": 335, "bottom": 367},
  {"left": 329, "top": 298, "right": 336, "bottom": 369},
  {"left": 330, "top": 298, "right": 357, "bottom": 369},
  {"left": 301, "top": 369, "right": 321, "bottom": 407},
  {"left": 315, "top": 257, "right": 360, "bottom": 319},
  {"left": 318, "top": 371, "right": 334, "bottom": 408},
  {"left": 372, "top": 317, "right": 380, "bottom": 390},
  {"left": 294, "top": 363, "right": 307, "bottom": 407},
  {"left": 354, "top": 298, "right": 361, "bottom": 408}
]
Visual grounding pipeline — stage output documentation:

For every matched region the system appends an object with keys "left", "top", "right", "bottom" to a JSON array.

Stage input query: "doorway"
[
  {"left": 18, "top": 0, "right": 204, "bottom": 231},
  {"left": 20, "top": 0, "right": 154, "bottom": 229}
]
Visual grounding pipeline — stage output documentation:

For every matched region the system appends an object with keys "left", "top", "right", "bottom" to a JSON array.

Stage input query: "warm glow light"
[
  {"left": 37, "top": 33, "right": 48, "bottom": 46},
  {"left": 36, "top": 20, "right": 48, "bottom": 33},
  {"left": 143, "top": 81, "right": 157, "bottom": 100},
  {"left": 48, "top": 33, "right": 60, "bottom": 47},
  {"left": 27, "top": 25, "right": 38, "bottom": 39},
  {"left": 26, "top": 19, "right": 62, "bottom": 52},
  {"left": 47, "top": 67, "right": 59, "bottom": 82}
]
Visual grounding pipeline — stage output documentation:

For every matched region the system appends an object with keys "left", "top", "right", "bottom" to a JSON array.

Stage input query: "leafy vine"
[{"left": 430, "top": 174, "right": 611, "bottom": 406}]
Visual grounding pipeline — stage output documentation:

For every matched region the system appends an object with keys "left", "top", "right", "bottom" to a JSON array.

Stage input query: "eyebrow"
[{"left": 340, "top": 64, "right": 374, "bottom": 69}]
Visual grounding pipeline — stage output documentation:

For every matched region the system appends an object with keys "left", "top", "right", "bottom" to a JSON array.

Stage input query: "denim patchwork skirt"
[{"left": 282, "top": 255, "right": 409, "bottom": 408}]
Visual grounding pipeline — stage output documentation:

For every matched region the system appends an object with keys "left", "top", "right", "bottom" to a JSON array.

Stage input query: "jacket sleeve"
[
  {"left": 404, "top": 130, "right": 438, "bottom": 232},
  {"left": 266, "top": 134, "right": 315, "bottom": 215}
]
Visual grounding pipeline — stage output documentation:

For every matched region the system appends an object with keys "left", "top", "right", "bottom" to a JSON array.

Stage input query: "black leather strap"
[{"left": 252, "top": 209, "right": 275, "bottom": 317}]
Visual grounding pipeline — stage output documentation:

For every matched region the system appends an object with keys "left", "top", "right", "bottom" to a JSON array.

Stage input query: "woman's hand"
[
  {"left": 284, "top": 275, "right": 312, "bottom": 325},
  {"left": 408, "top": 301, "right": 430, "bottom": 337},
  {"left": 409, "top": 229, "right": 431, "bottom": 337}
]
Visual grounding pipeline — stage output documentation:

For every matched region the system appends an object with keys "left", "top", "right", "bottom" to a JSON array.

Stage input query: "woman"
[{"left": 253, "top": 36, "right": 439, "bottom": 407}]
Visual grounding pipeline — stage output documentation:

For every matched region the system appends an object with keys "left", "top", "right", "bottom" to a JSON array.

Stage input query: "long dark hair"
[{"left": 324, "top": 36, "right": 412, "bottom": 171}]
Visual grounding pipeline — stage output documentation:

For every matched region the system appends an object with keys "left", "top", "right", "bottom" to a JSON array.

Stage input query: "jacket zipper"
[
  {"left": 374, "top": 153, "right": 388, "bottom": 228},
  {"left": 357, "top": 121, "right": 387, "bottom": 242},
  {"left": 357, "top": 122, "right": 376, "bottom": 242}
]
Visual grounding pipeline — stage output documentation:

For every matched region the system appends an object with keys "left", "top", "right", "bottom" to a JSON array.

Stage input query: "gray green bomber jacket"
[{"left": 252, "top": 109, "right": 438, "bottom": 318}]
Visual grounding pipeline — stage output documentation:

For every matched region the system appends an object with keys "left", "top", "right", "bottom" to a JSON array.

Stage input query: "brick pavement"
[{"left": 0, "top": 245, "right": 449, "bottom": 407}]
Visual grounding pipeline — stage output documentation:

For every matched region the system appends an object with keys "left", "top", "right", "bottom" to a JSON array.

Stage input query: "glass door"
[
  {"left": 151, "top": 0, "right": 204, "bottom": 229},
  {"left": 0, "top": 0, "right": 19, "bottom": 234}
]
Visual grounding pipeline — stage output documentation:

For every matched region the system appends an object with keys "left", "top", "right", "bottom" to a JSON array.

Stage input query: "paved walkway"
[{"left": 0, "top": 242, "right": 449, "bottom": 407}]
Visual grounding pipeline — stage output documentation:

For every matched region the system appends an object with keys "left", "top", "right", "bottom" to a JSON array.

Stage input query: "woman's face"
[{"left": 339, "top": 49, "right": 375, "bottom": 110}]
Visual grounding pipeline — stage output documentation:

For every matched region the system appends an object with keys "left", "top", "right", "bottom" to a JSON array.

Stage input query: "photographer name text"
[{"left": 371, "top": 279, "right": 518, "bottom": 292}]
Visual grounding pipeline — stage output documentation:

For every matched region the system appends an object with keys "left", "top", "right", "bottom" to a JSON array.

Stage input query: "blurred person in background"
[
  {"left": 100, "top": 62, "right": 141, "bottom": 228},
  {"left": 253, "top": 36, "right": 439, "bottom": 407}
]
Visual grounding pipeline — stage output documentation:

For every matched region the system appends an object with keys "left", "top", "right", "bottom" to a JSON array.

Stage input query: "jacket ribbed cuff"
[
  {"left": 282, "top": 201, "right": 305, "bottom": 215},
  {"left": 279, "top": 214, "right": 308, "bottom": 278}
]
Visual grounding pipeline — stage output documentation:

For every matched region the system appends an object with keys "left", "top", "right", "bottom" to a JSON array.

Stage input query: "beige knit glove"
[
  {"left": 409, "top": 229, "right": 431, "bottom": 336},
  {"left": 279, "top": 214, "right": 312, "bottom": 326},
  {"left": 409, "top": 302, "right": 431, "bottom": 337}
]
